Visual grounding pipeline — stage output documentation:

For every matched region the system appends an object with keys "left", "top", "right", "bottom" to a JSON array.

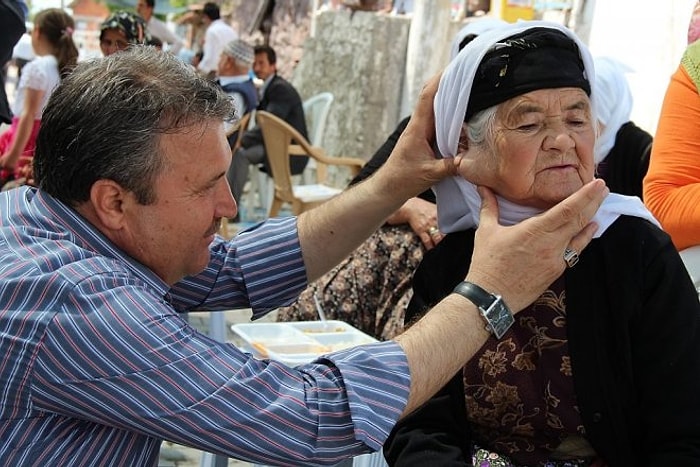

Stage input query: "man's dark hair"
[
  {"left": 34, "top": 46, "right": 235, "bottom": 206},
  {"left": 254, "top": 45, "right": 276, "bottom": 65},
  {"left": 202, "top": 2, "right": 220, "bottom": 20},
  {"left": 145, "top": 0, "right": 155, "bottom": 8}
]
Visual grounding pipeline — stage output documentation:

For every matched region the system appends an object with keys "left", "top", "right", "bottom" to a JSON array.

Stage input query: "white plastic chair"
[
  {"left": 301, "top": 92, "right": 334, "bottom": 184},
  {"left": 303, "top": 92, "right": 334, "bottom": 146}
]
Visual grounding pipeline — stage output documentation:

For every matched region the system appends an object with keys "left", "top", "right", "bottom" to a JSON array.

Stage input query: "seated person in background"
[
  {"left": 276, "top": 116, "right": 437, "bottom": 340},
  {"left": 227, "top": 45, "right": 308, "bottom": 205},
  {"left": 384, "top": 21, "right": 700, "bottom": 466},
  {"left": 99, "top": 10, "right": 151, "bottom": 56},
  {"left": 217, "top": 39, "right": 258, "bottom": 137},
  {"left": 136, "top": 0, "right": 184, "bottom": 55},
  {"left": 643, "top": 38, "right": 700, "bottom": 251},
  {"left": 276, "top": 19, "right": 506, "bottom": 341},
  {"left": 592, "top": 56, "right": 652, "bottom": 199}
]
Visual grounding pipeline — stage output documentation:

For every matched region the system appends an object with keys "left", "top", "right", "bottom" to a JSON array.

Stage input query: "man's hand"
[{"left": 466, "top": 179, "right": 609, "bottom": 312}]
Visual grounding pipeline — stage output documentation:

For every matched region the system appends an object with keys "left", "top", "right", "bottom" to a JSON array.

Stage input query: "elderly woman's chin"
[{"left": 529, "top": 173, "right": 592, "bottom": 208}]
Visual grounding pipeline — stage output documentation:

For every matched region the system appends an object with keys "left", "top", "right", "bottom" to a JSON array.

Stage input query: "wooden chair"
[
  {"left": 255, "top": 110, "right": 365, "bottom": 217},
  {"left": 226, "top": 111, "right": 252, "bottom": 152},
  {"left": 220, "top": 113, "right": 253, "bottom": 238}
]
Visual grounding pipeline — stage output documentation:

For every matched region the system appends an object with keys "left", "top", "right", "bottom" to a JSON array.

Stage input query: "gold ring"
[
  {"left": 428, "top": 226, "right": 439, "bottom": 236},
  {"left": 563, "top": 247, "right": 579, "bottom": 268}
]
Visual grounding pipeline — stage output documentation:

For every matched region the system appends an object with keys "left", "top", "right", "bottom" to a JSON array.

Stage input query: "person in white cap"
[{"left": 217, "top": 38, "right": 257, "bottom": 118}]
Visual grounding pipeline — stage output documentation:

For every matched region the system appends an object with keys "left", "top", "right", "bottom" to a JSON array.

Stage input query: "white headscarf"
[
  {"left": 449, "top": 17, "right": 509, "bottom": 61},
  {"left": 432, "top": 21, "right": 659, "bottom": 235},
  {"left": 592, "top": 56, "right": 634, "bottom": 164}
]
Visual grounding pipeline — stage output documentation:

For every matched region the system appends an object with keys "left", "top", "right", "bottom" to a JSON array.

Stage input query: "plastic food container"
[{"left": 231, "top": 320, "right": 377, "bottom": 365}]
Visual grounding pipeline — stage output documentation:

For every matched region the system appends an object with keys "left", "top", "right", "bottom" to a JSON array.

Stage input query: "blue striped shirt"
[{"left": 0, "top": 188, "right": 410, "bottom": 466}]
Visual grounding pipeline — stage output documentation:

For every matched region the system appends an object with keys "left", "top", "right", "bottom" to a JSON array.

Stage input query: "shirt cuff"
[
  {"left": 322, "top": 341, "right": 411, "bottom": 451},
  {"left": 234, "top": 217, "right": 308, "bottom": 318}
]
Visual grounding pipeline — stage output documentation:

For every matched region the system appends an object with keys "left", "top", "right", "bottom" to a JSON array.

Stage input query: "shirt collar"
[
  {"left": 31, "top": 188, "right": 171, "bottom": 297},
  {"left": 259, "top": 73, "right": 276, "bottom": 97},
  {"left": 219, "top": 75, "right": 251, "bottom": 86}
]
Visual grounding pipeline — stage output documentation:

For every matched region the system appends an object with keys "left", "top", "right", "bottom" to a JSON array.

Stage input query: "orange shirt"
[{"left": 643, "top": 41, "right": 700, "bottom": 250}]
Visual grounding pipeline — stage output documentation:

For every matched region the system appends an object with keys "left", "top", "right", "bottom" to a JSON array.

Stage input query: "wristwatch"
[{"left": 452, "top": 281, "right": 514, "bottom": 339}]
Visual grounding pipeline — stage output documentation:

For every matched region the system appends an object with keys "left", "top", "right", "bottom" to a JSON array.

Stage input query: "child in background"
[{"left": 0, "top": 8, "right": 78, "bottom": 187}]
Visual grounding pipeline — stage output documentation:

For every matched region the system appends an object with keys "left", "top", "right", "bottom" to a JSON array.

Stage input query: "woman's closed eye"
[
  {"left": 567, "top": 116, "right": 589, "bottom": 128},
  {"left": 516, "top": 123, "right": 540, "bottom": 132}
]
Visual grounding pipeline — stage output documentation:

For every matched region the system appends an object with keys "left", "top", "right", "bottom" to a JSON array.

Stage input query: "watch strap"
[{"left": 453, "top": 281, "right": 493, "bottom": 308}]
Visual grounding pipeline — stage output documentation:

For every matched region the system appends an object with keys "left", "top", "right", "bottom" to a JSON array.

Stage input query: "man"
[
  {"left": 217, "top": 39, "right": 258, "bottom": 122},
  {"left": 197, "top": 1, "right": 237, "bottom": 79},
  {"left": 228, "top": 44, "right": 308, "bottom": 205},
  {"left": 136, "top": 0, "right": 184, "bottom": 55},
  {"left": 0, "top": 47, "right": 607, "bottom": 465}
]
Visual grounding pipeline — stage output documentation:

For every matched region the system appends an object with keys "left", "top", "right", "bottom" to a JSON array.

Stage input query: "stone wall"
[
  {"left": 228, "top": 1, "right": 466, "bottom": 162},
  {"left": 291, "top": 8, "right": 465, "bottom": 160},
  {"left": 291, "top": 10, "right": 411, "bottom": 160}
]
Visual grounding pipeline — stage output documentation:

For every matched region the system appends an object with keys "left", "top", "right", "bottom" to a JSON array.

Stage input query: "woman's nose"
[{"left": 543, "top": 123, "right": 575, "bottom": 151}]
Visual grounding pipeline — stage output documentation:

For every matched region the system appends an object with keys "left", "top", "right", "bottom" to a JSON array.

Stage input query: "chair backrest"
[
  {"left": 256, "top": 111, "right": 302, "bottom": 205},
  {"left": 302, "top": 92, "right": 334, "bottom": 146},
  {"left": 256, "top": 110, "right": 364, "bottom": 216},
  {"left": 227, "top": 112, "right": 253, "bottom": 152}
]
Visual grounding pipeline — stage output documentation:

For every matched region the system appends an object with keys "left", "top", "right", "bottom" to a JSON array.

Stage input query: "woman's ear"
[{"left": 458, "top": 123, "right": 470, "bottom": 153}]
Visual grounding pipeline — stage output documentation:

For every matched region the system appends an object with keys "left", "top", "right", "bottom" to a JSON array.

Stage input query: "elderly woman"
[
  {"left": 383, "top": 21, "right": 700, "bottom": 466},
  {"left": 99, "top": 10, "right": 150, "bottom": 56}
]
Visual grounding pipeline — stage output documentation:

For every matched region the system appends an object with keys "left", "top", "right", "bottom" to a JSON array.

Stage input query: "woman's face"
[
  {"left": 100, "top": 28, "right": 130, "bottom": 56},
  {"left": 461, "top": 87, "right": 595, "bottom": 209}
]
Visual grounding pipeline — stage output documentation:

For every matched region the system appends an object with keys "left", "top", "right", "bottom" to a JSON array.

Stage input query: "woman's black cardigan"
[{"left": 384, "top": 216, "right": 700, "bottom": 466}]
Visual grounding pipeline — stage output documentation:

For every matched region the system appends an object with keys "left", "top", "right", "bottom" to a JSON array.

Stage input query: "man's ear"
[{"left": 89, "top": 179, "right": 129, "bottom": 231}]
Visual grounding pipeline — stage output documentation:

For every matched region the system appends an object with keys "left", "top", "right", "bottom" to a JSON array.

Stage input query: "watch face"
[
  {"left": 452, "top": 282, "right": 514, "bottom": 339},
  {"left": 484, "top": 299, "right": 514, "bottom": 339}
]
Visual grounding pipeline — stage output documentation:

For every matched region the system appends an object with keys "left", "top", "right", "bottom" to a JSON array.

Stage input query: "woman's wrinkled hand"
[{"left": 387, "top": 197, "right": 444, "bottom": 250}]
